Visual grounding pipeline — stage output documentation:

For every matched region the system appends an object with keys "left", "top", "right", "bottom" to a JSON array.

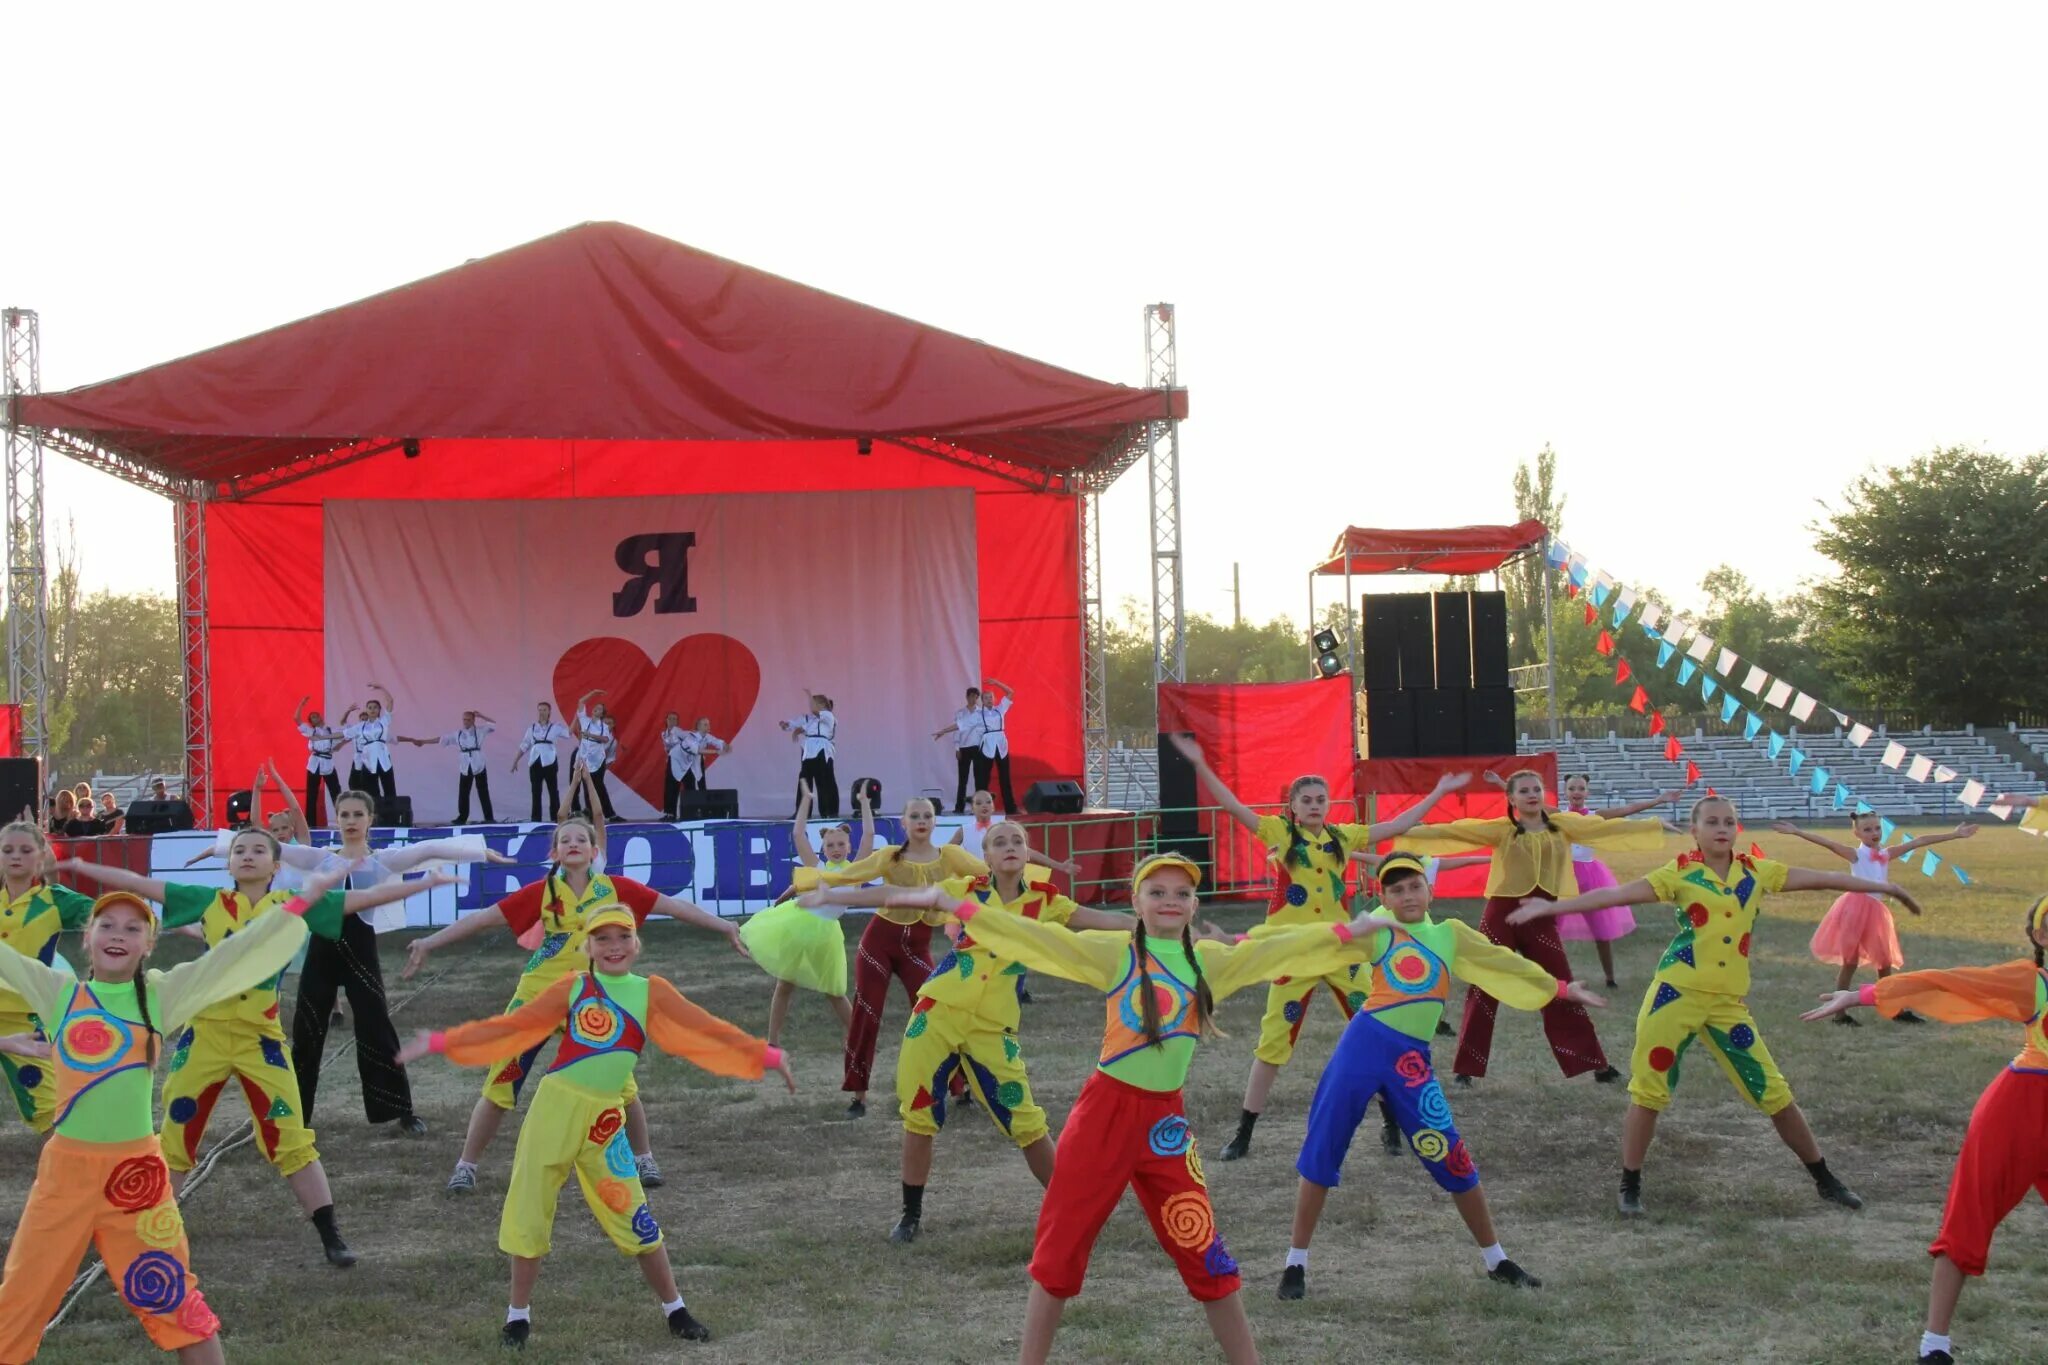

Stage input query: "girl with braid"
[{"left": 0, "top": 819, "right": 94, "bottom": 1132}]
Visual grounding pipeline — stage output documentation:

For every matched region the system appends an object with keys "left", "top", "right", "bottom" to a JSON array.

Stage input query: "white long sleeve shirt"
[
  {"left": 576, "top": 709, "right": 615, "bottom": 772},
  {"left": 298, "top": 723, "right": 345, "bottom": 776},
  {"left": 344, "top": 709, "right": 396, "bottom": 773},
  {"left": 791, "top": 710, "right": 837, "bottom": 762},
  {"left": 517, "top": 721, "right": 572, "bottom": 768},
  {"left": 978, "top": 696, "right": 1013, "bottom": 759},
  {"left": 951, "top": 707, "right": 985, "bottom": 751},
  {"left": 666, "top": 727, "right": 728, "bottom": 782}
]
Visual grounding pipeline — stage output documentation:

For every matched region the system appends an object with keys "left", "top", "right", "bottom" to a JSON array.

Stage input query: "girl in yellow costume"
[
  {"left": 1167, "top": 734, "right": 1471, "bottom": 1161},
  {"left": 739, "top": 781, "right": 873, "bottom": 1046},
  {"left": 803, "top": 821, "right": 1129, "bottom": 1242},
  {"left": 401, "top": 816, "right": 748, "bottom": 1195},
  {"left": 62, "top": 837, "right": 455, "bottom": 1269},
  {"left": 0, "top": 820, "right": 94, "bottom": 1132},
  {"left": 0, "top": 869, "right": 339, "bottom": 1363},
  {"left": 399, "top": 905, "right": 793, "bottom": 1351}
]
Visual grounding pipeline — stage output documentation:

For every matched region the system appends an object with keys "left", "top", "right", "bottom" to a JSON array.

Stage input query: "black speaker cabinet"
[
  {"left": 848, "top": 777, "right": 882, "bottom": 812},
  {"left": 1415, "top": 688, "right": 1468, "bottom": 758},
  {"left": 1466, "top": 686, "right": 1517, "bottom": 756},
  {"left": 225, "top": 789, "right": 253, "bottom": 826},
  {"left": 0, "top": 759, "right": 38, "bottom": 822},
  {"left": 1395, "top": 593, "right": 1435, "bottom": 688},
  {"left": 1024, "top": 779, "right": 1085, "bottom": 816},
  {"left": 1432, "top": 592, "right": 1473, "bottom": 690},
  {"left": 1470, "top": 590, "right": 1510, "bottom": 687},
  {"left": 374, "top": 795, "right": 414, "bottom": 827},
  {"left": 679, "top": 789, "right": 740, "bottom": 820},
  {"left": 1360, "top": 596, "right": 1403, "bottom": 690},
  {"left": 124, "top": 799, "right": 196, "bottom": 835},
  {"left": 1363, "top": 690, "right": 1417, "bottom": 759},
  {"left": 1156, "top": 734, "right": 1200, "bottom": 837}
]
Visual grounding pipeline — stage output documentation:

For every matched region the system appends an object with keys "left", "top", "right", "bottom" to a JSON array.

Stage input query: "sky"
[{"left": 6, "top": 4, "right": 2047, "bottom": 638}]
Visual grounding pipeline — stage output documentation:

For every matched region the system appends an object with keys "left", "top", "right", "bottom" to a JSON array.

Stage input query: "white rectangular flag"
[
  {"left": 1934, "top": 765, "right": 1958, "bottom": 784},
  {"left": 1848, "top": 723, "right": 1873, "bottom": 747},
  {"left": 1881, "top": 741, "right": 1907, "bottom": 769},
  {"left": 1641, "top": 603, "right": 1664, "bottom": 631},
  {"left": 1907, "top": 755, "right": 1933, "bottom": 782},
  {"left": 1614, "top": 587, "right": 1637, "bottom": 619},
  {"left": 1990, "top": 801, "right": 2015, "bottom": 821},
  {"left": 1960, "top": 780, "right": 1986, "bottom": 808},
  {"left": 1687, "top": 632, "right": 1714, "bottom": 663},
  {"left": 1789, "top": 692, "right": 1818, "bottom": 721},
  {"left": 1766, "top": 680, "right": 1794, "bottom": 709},
  {"left": 1741, "top": 665, "right": 1770, "bottom": 695},
  {"left": 1715, "top": 648, "right": 1739, "bottom": 677}
]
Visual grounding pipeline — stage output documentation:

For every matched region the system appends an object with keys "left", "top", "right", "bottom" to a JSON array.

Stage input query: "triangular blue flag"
[
  {"left": 1678, "top": 659, "right": 1698, "bottom": 686},
  {"left": 1788, "top": 748, "right": 1805, "bottom": 777},
  {"left": 1833, "top": 783, "right": 1851, "bottom": 810},
  {"left": 1922, "top": 853, "right": 1942, "bottom": 878},
  {"left": 1897, "top": 848, "right": 1918, "bottom": 867},
  {"left": 1702, "top": 676, "right": 1719, "bottom": 702},
  {"left": 1590, "top": 581, "right": 1609, "bottom": 608},
  {"left": 1767, "top": 732, "right": 1786, "bottom": 759},
  {"left": 1854, "top": 800, "right": 1873, "bottom": 815},
  {"left": 1642, "top": 623, "right": 1663, "bottom": 641},
  {"left": 1879, "top": 817, "right": 1896, "bottom": 842},
  {"left": 1743, "top": 711, "right": 1763, "bottom": 741},
  {"left": 1810, "top": 766, "right": 1829, "bottom": 795},
  {"left": 1955, "top": 865, "right": 1971, "bottom": 886},
  {"left": 1569, "top": 560, "right": 1589, "bottom": 586},
  {"left": 1613, "top": 601, "right": 1631, "bottom": 627},
  {"left": 1545, "top": 539, "right": 1568, "bottom": 567},
  {"left": 1657, "top": 641, "right": 1676, "bottom": 668},
  {"left": 1720, "top": 693, "right": 1740, "bottom": 724}
]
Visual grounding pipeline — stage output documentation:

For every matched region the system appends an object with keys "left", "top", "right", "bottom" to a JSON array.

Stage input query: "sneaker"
[
  {"left": 1894, "top": 1009, "right": 1927, "bottom": 1024},
  {"left": 667, "top": 1306, "right": 712, "bottom": 1341},
  {"left": 1815, "top": 1174, "right": 1864, "bottom": 1210},
  {"left": 1435, "top": 1019, "right": 1457, "bottom": 1038},
  {"left": 1920, "top": 1351, "right": 1954, "bottom": 1365},
  {"left": 1592, "top": 1067, "right": 1622, "bottom": 1084},
  {"left": 1277, "top": 1265, "right": 1306, "bottom": 1300},
  {"left": 889, "top": 1216, "right": 920, "bottom": 1244},
  {"left": 1488, "top": 1259, "right": 1541, "bottom": 1288},
  {"left": 1604, "top": 978, "right": 1619, "bottom": 989},
  {"left": 1219, "top": 1134, "right": 1251, "bottom": 1162},
  {"left": 637, "top": 1153, "right": 665, "bottom": 1190},
  {"left": 398, "top": 1115, "right": 428, "bottom": 1137},
  {"left": 845, "top": 1100, "right": 867, "bottom": 1120},
  {"left": 446, "top": 1163, "right": 478, "bottom": 1196},
  {"left": 1618, "top": 1186, "right": 1645, "bottom": 1217},
  {"left": 501, "top": 1320, "right": 530, "bottom": 1351},
  {"left": 1380, "top": 1119, "right": 1405, "bottom": 1156},
  {"left": 319, "top": 1230, "right": 357, "bottom": 1269},
  {"left": 1834, "top": 1012, "right": 1862, "bottom": 1028}
]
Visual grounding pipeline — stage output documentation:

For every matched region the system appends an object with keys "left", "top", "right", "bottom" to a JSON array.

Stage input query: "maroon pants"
[
  {"left": 843, "top": 917, "right": 936, "bottom": 1094},
  {"left": 1454, "top": 894, "right": 1608, "bottom": 1079}
]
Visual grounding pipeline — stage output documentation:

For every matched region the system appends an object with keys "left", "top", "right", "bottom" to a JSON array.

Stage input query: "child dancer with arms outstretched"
[
  {"left": 399, "top": 904, "right": 794, "bottom": 1350},
  {"left": 1777, "top": 814, "right": 1975, "bottom": 1026},
  {"left": 802, "top": 821, "right": 1130, "bottom": 1243},
  {"left": 62, "top": 840, "right": 454, "bottom": 1268},
  {"left": 1510, "top": 794, "right": 1921, "bottom": 1217},
  {"left": 0, "top": 868, "right": 349, "bottom": 1363},
  {"left": 1802, "top": 893, "right": 2048, "bottom": 1365},
  {"left": 739, "top": 781, "right": 871, "bottom": 1046},
  {"left": 1278, "top": 853, "right": 1606, "bottom": 1301},
  {"left": 1168, "top": 734, "right": 1470, "bottom": 1161}
]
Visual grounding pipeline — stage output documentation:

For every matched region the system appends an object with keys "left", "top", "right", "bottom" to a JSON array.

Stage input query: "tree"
[
  {"left": 1506, "top": 444, "right": 1564, "bottom": 670},
  {"left": 1696, "top": 566, "right": 1841, "bottom": 704},
  {"left": 1809, "top": 447, "right": 2048, "bottom": 723}
]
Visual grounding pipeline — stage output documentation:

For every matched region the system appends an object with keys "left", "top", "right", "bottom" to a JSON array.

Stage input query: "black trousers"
[
  {"left": 572, "top": 766, "right": 619, "bottom": 820},
  {"left": 954, "top": 748, "right": 978, "bottom": 813},
  {"left": 456, "top": 770, "right": 495, "bottom": 824},
  {"left": 304, "top": 770, "right": 342, "bottom": 826},
  {"left": 664, "top": 770, "right": 706, "bottom": 819},
  {"left": 975, "top": 747, "right": 1018, "bottom": 813},
  {"left": 799, "top": 755, "right": 839, "bottom": 817},
  {"left": 290, "top": 913, "right": 414, "bottom": 1125},
  {"left": 528, "top": 761, "right": 559, "bottom": 822},
  {"left": 351, "top": 766, "right": 398, "bottom": 804}
]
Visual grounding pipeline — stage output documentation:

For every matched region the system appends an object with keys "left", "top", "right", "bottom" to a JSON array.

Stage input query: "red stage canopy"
[{"left": 1313, "top": 520, "right": 1548, "bottom": 577}]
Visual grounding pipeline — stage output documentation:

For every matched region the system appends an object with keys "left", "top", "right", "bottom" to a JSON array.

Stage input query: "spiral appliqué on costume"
[
  {"left": 1415, "top": 1080, "right": 1453, "bottom": 1130},
  {"left": 1186, "top": 1143, "right": 1206, "bottom": 1188},
  {"left": 596, "top": 1177, "right": 632, "bottom": 1213},
  {"left": 104, "top": 1155, "right": 170, "bottom": 1212},
  {"left": 632, "top": 1204, "right": 661, "bottom": 1245},
  {"left": 1443, "top": 1139, "right": 1476, "bottom": 1180},
  {"left": 122, "top": 1250, "right": 187, "bottom": 1314},
  {"left": 61, "top": 1010, "right": 132, "bottom": 1074},
  {"left": 587, "top": 1108, "right": 624, "bottom": 1146},
  {"left": 1385, "top": 944, "right": 1443, "bottom": 996},
  {"left": 1148, "top": 1115, "right": 1191, "bottom": 1156},
  {"left": 135, "top": 1204, "right": 185, "bottom": 1250},
  {"left": 571, "top": 1001, "right": 624, "bottom": 1049},
  {"left": 1393, "top": 1050, "right": 1431, "bottom": 1088},
  {"left": 176, "top": 1292, "right": 220, "bottom": 1339},
  {"left": 1409, "top": 1128, "right": 1450, "bottom": 1162},
  {"left": 605, "top": 1132, "right": 636, "bottom": 1178},
  {"left": 1203, "top": 1235, "right": 1239, "bottom": 1278},
  {"left": 1160, "top": 1191, "right": 1216, "bottom": 1250}
]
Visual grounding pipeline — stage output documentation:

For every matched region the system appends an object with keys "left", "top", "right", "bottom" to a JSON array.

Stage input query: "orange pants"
[{"left": 0, "top": 1135, "right": 221, "bottom": 1363}]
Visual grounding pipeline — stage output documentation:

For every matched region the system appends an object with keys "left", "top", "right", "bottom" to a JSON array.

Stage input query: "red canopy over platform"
[
  {"left": 1313, "top": 519, "right": 1548, "bottom": 577},
  {"left": 16, "top": 222, "right": 1181, "bottom": 818}
]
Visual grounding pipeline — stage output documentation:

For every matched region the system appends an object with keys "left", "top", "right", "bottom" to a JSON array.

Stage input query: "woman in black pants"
[
  {"left": 513, "top": 700, "right": 572, "bottom": 822},
  {"left": 340, "top": 683, "right": 399, "bottom": 804},
  {"left": 781, "top": 689, "right": 839, "bottom": 817},
  {"left": 294, "top": 695, "right": 349, "bottom": 826},
  {"left": 571, "top": 688, "right": 621, "bottom": 820}
]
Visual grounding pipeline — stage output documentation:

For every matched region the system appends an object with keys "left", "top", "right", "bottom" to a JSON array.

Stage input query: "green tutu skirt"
[{"left": 739, "top": 901, "right": 849, "bottom": 996}]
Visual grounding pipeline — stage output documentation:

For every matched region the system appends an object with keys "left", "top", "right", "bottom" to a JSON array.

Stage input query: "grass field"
[{"left": 6, "top": 825, "right": 2047, "bottom": 1364}]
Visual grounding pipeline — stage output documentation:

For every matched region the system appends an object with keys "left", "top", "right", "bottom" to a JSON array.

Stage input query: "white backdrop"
[{"left": 323, "top": 489, "right": 978, "bottom": 819}]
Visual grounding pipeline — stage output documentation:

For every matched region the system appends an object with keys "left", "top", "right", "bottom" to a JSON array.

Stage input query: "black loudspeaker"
[
  {"left": 0, "top": 759, "right": 39, "bottom": 821},
  {"left": 1396, "top": 594, "right": 1435, "bottom": 688},
  {"left": 1363, "top": 690, "right": 1417, "bottom": 759},
  {"left": 1360, "top": 596, "right": 1403, "bottom": 690},
  {"left": 125, "top": 799, "right": 196, "bottom": 835},
  {"left": 1156, "top": 734, "right": 1200, "bottom": 836},
  {"left": 1024, "top": 779, "right": 1085, "bottom": 816},
  {"left": 224, "top": 789, "right": 253, "bottom": 826},
  {"left": 1466, "top": 686, "right": 1517, "bottom": 755},
  {"left": 849, "top": 777, "right": 882, "bottom": 812},
  {"left": 1432, "top": 592, "right": 1473, "bottom": 690},
  {"left": 1470, "top": 590, "right": 1509, "bottom": 687},
  {"left": 679, "top": 789, "right": 739, "bottom": 820},
  {"left": 1416, "top": 688, "right": 1468, "bottom": 758},
  {"left": 374, "top": 795, "right": 413, "bottom": 827}
]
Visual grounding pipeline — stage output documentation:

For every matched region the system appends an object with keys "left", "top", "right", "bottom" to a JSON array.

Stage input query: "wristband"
[
  {"left": 282, "top": 894, "right": 315, "bottom": 918},
  {"left": 1232, "top": 933, "right": 1251, "bottom": 945},
  {"left": 762, "top": 1045, "right": 785, "bottom": 1070},
  {"left": 1331, "top": 923, "right": 1357, "bottom": 945},
  {"left": 1856, "top": 983, "right": 1878, "bottom": 1008},
  {"left": 954, "top": 900, "right": 981, "bottom": 922},
  {"left": 1554, "top": 977, "right": 1570, "bottom": 1001},
  {"left": 427, "top": 1030, "right": 449, "bottom": 1055}
]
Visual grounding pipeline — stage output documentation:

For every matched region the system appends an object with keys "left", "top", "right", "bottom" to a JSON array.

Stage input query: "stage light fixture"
[
  {"left": 402, "top": 439, "right": 422, "bottom": 459},
  {"left": 1311, "top": 627, "right": 1342, "bottom": 679},
  {"left": 856, "top": 437, "right": 873, "bottom": 456}
]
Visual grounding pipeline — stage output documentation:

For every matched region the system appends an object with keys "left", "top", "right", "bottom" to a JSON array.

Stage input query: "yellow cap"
[
  {"left": 1374, "top": 851, "right": 1430, "bottom": 885},
  {"left": 89, "top": 891, "right": 159, "bottom": 943},
  {"left": 1131, "top": 852, "right": 1204, "bottom": 895},
  {"left": 2029, "top": 893, "right": 2048, "bottom": 936},
  {"left": 581, "top": 904, "right": 638, "bottom": 937}
]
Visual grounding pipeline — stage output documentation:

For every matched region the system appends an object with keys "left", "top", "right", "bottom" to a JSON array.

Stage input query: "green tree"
[
  {"left": 1809, "top": 447, "right": 2048, "bottom": 722},
  {"left": 1696, "top": 566, "right": 1841, "bottom": 704},
  {"left": 1506, "top": 444, "right": 1564, "bottom": 670}
]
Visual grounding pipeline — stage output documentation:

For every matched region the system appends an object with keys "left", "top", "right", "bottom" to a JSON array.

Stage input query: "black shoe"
[
  {"left": 1220, "top": 1134, "right": 1251, "bottom": 1162},
  {"left": 1435, "top": 1019, "right": 1457, "bottom": 1038},
  {"left": 1380, "top": 1119, "right": 1405, "bottom": 1156},
  {"left": 845, "top": 1100, "right": 866, "bottom": 1119},
  {"left": 1277, "top": 1265, "right": 1306, "bottom": 1300},
  {"left": 889, "top": 1216, "right": 920, "bottom": 1244},
  {"left": 1604, "top": 978, "right": 1619, "bottom": 989},
  {"left": 1593, "top": 1066, "right": 1622, "bottom": 1084},
  {"left": 501, "top": 1320, "right": 530, "bottom": 1351},
  {"left": 667, "top": 1307, "right": 712, "bottom": 1341},
  {"left": 1834, "top": 1012, "right": 1862, "bottom": 1027},
  {"left": 321, "top": 1231, "right": 358, "bottom": 1269},
  {"left": 1488, "top": 1259, "right": 1541, "bottom": 1288},
  {"left": 1815, "top": 1174, "right": 1864, "bottom": 1210},
  {"left": 1453, "top": 1074, "right": 1473, "bottom": 1088},
  {"left": 1018, "top": 990, "right": 1034, "bottom": 1005},
  {"left": 398, "top": 1115, "right": 428, "bottom": 1137},
  {"left": 1920, "top": 1351, "right": 1954, "bottom": 1365},
  {"left": 1618, "top": 1186, "right": 1645, "bottom": 1217},
  {"left": 1894, "top": 1009, "right": 1927, "bottom": 1024}
]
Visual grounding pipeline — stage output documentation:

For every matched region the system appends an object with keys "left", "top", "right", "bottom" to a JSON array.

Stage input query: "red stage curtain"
[
  {"left": 0, "top": 704, "right": 19, "bottom": 757},
  {"left": 1353, "top": 753, "right": 1556, "bottom": 899}
]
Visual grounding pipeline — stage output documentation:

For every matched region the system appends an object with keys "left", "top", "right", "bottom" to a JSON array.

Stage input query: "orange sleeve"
[
  {"left": 1871, "top": 961, "right": 2040, "bottom": 1025},
  {"left": 644, "top": 975, "right": 773, "bottom": 1080},
  {"left": 436, "top": 975, "right": 578, "bottom": 1067}
]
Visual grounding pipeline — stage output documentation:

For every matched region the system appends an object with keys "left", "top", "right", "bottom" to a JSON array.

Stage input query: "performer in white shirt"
[
  {"left": 340, "top": 683, "right": 400, "bottom": 805},
  {"left": 780, "top": 689, "right": 839, "bottom": 818},
  {"left": 570, "top": 689, "right": 621, "bottom": 820},
  {"left": 512, "top": 701, "right": 574, "bottom": 822},
  {"left": 949, "top": 788, "right": 1004, "bottom": 858},
  {"left": 662, "top": 712, "right": 730, "bottom": 818},
  {"left": 932, "top": 686, "right": 987, "bottom": 814},
  {"left": 973, "top": 676, "right": 1019, "bottom": 814},
  {"left": 403, "top": 710, "right": 498, "bottom": 825},
  {"left": 294, "top": 695, "right": 351, "bottom": 826}
]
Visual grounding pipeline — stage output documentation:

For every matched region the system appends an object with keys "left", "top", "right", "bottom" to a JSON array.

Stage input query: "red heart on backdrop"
[{"left": 552, "top": 635, "right": 761, "bottom": 812}]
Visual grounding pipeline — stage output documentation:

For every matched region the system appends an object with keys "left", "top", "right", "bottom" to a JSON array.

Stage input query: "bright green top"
[{"left": 563, "top": 970, "right": 649, "bottom": 1094}]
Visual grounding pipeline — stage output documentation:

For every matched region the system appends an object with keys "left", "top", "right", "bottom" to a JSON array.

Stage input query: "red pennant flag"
[
  {"left": 1749, "top": 841, "right": 1767, "bottom": 859},
  {"left": 1648, "top": 710, "right": 1665, "bottom": 736},
  {"left": 1596, "top": 630, "right": 1615, "bottom": 657},
  {"left": 1566, "top": 581, "right": 1579, "bottom": 599},
  {"left": 1615, "top": 659, "right": 1632, "bottom": 685},
  {"left": 1708, "top": 786, "right": 1718, "bottom": 797},
  {"left": 1663, "top": 736, "right": 1682, "bottom": 762},
  {"left": 1629, "top": 685, "right": 1649, "bottom": 714},
  {"left": 1685, "top": 761, "right": 1702, "bottom": 785},
  {"left": 1583, "top": 602, "right": 1596, "bottom": 626}
]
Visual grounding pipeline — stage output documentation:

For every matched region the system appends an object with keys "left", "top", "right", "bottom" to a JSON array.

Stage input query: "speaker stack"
[{"left": 1358, "top": 589, "right": 1515, "bottom": 758}]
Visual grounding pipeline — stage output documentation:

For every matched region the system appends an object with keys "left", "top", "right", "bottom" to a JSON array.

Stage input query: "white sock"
[
  {"left": 1285, "top": 1247, "right": 1309, "bottom": 1269},
  {"left": 636, "top": 1151, "right": 654, "bottom": 1161},
  {"left": 454, "top": 1159, "right": 477, "bottom": 1175},
  {"left": 505, "top": 1306, "right": 530, "bottom": 1324},
  {"left": 661, "top": 1295, "right": 685, "bottom": 1316},
  {"left": 1480, "top": 1243, "right": 1508, "bottom": 1271},
  {"left": 1920, "top": 1332, "right": 1951, "bottom": 1356}
]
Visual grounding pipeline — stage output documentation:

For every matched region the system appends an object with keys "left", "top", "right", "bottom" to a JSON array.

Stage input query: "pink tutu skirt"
[
  {"left": 1557, "top": 857, "right": 1634, "bottom": 941},
  {"left": 1809, "top": 892, "right": 1904, "bottom": 969}
]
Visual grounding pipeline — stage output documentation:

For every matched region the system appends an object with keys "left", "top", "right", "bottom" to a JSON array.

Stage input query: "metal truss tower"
[
  {"left": 1145, "top": 304, "right": 1185, "bottom": 684},
  {"left": 2, "top": 310, "right": 48, "bottom": 759}
]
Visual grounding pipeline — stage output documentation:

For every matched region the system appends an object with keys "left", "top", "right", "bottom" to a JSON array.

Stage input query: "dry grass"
[{"left": 6, "top": 825, "right": 2048, "bottom": 1364}]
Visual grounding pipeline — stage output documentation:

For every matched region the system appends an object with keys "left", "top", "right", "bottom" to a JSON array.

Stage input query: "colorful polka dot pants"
[
  {"left": 158, "top": 1017, "right": 320, "bottom": 1176},
  {"left": 1251, "top": 972, "right": 1361, "bottom": 1066},
  {"left": 1626, "top": 981, "right": 1791, "bottom": 1116},
  {"left": 893, "top": 998, "right": 1045, "bottom": 1146}
]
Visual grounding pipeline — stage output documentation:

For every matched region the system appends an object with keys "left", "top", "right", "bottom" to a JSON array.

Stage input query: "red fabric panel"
[
  {"left": 1313, "top": 519, "right": 1549, "bottom": 576},
  {"left": 1006, "top": 812, "right": 1143, "bottom": 906},
  {"left": 0, "top": 704, "right": 19, "bottom": 757},
  {"left": 1353, "top": 753, "right": 1557, "bottom": 899},
  {"left": 20, "top": 222, "right": 1180, "bottom": 480}
]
